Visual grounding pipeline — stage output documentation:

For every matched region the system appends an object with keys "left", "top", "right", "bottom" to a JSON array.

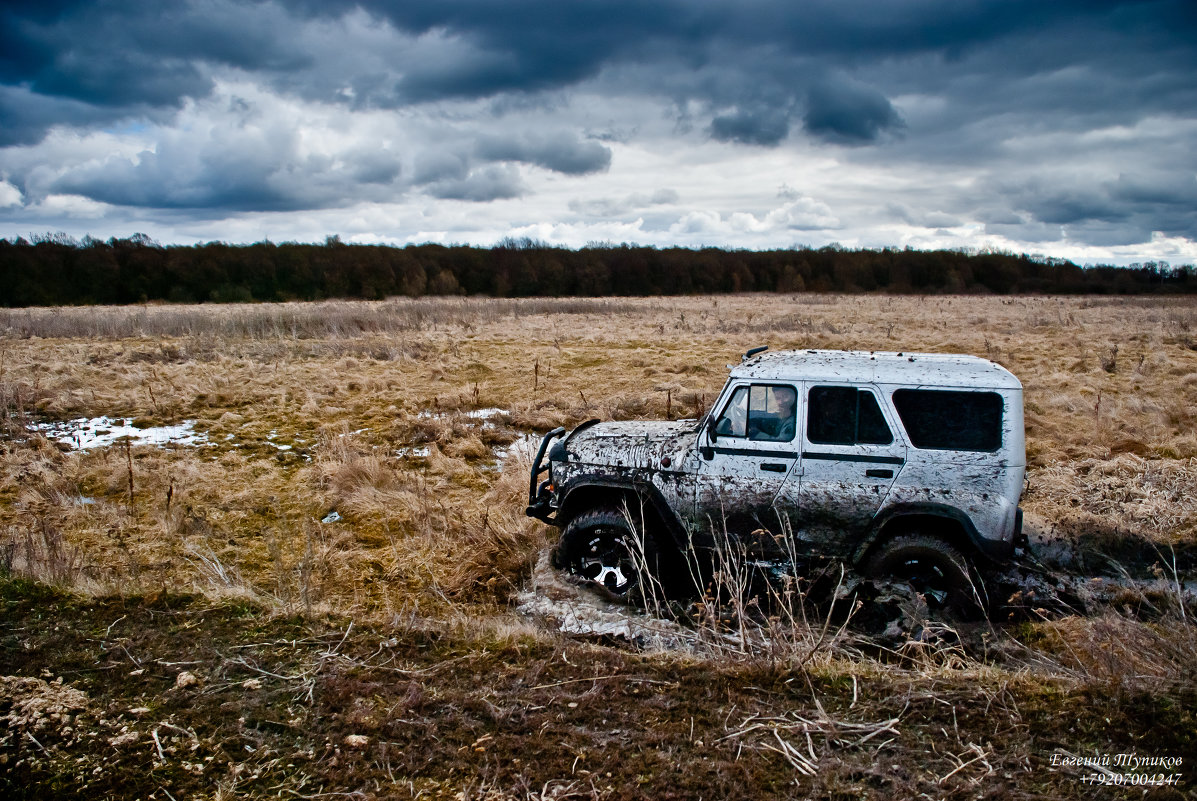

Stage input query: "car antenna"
[{"left": 742, "top": 345, "right": 768, "bottom": 362}]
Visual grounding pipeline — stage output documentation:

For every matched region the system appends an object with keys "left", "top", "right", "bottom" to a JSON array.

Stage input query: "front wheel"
[
  {"left": 863, "top": 534, "right": 984, "bottom": 618},
  {"left": 556, "top": 507, "right": 653, "bottom": 600}
]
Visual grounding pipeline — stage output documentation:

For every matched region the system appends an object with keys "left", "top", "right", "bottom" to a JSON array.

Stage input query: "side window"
[
  {"left": 891, "top": 389, "right": 1002, "bottom": 451},
  {"left": 714, "top": 384, "right": 797, "bottom": 442},
  {"left": 807, "top": 386, "right": 893, "bottom": 446}
]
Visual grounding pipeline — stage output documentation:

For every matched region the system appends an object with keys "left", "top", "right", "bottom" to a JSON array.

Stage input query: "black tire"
[
  {"left": 557, "top": 507, "right": 657, "bottom": 601},
  {"left": 863, "top": 534, "right": 984, "bottom": 618}
]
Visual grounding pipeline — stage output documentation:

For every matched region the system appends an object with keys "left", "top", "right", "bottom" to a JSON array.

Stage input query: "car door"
[
  {"left": 694, "top": 382, "right": 802, "bottom": 555},
  {"left": 795, "top": 384, "right": 906, "bottom": 558}
]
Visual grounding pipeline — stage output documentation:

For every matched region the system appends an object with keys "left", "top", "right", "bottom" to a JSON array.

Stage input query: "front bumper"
[{"left": 525, "top": 426, "right": 565, "bottom": 523}]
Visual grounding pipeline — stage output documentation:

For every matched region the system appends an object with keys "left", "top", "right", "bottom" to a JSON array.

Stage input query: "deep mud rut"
[
  {"left": 517, "top": 515, "right": 1197, "bottom": 653},
  {"left": 992, "top": 514, "right": 1197, "bottom": 621},
  {"left": 515, "top": 551, "right": 704, "bottom": 652}
]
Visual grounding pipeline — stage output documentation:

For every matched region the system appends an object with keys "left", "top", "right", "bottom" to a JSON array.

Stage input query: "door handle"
[
  {"left": 760, "top": 462, "right": 788, "bottom": 473},
  {"left": 865, "top": 468, "right": 894, "bottom": 479}
]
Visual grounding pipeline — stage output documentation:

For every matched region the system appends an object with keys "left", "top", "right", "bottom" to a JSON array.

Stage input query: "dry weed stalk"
[{"left": 718, "top": 708, "right": 902, "bottom": 779}]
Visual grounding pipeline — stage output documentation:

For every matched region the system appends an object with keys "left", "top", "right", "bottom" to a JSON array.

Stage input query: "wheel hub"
[
  {"left": 578, "top": 530, "right": 636, "bottom": 592},
  {"left": 901, "top": 558, "right": 950, "bottom": 606}
]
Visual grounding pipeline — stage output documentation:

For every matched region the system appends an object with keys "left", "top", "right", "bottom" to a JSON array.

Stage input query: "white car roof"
[{"left": 730, "top": 349, "right": 1021, "bottom": 390}]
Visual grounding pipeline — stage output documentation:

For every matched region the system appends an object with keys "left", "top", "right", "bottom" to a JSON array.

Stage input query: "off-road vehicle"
[{"left": 527, "top": 348, "right": 1025, "bottom": 612}]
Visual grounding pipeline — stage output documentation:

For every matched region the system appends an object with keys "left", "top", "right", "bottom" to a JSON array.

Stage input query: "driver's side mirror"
[{"left": 705, "top": 415, "right": 719, "bottom": 442}]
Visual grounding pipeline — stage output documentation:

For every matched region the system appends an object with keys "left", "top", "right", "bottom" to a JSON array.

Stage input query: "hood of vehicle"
[{"left": 564, "top": 420, "right": 699, "bottom": 470}]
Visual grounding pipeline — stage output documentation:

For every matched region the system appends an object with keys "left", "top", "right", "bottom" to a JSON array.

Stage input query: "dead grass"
[
  {"left": 2, "top": 294, "right": 1196, "bottom": 694},
  {"left": 1022, "top": 613, "right": 1197, "bottom": 687},
  {"left": 1028, "top": 455, "right": 1197, "bottom": 544}
]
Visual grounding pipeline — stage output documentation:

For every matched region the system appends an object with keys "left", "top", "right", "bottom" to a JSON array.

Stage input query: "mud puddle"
[{"left": 991, "top": 531, "right": 1196, "bottom": 623}]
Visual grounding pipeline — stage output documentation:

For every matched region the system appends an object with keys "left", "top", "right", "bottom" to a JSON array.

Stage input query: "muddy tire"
[
  {"left": 863, "top": 534, "right": 984, "bottom": 618},
  {"left": 556, "top": 507, "right": 661, "bottom": 601}
]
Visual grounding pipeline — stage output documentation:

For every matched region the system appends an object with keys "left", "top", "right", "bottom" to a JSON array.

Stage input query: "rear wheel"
[
  {"left": 863, "top": 534, "right": 984, "bottom": 618},
  {"left": 556, "top": 507, "right": 656, "bottom": 600}
]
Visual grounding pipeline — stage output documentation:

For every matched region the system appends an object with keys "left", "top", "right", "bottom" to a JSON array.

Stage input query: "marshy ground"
[{"left": 1, "top": 294, "right": 1196, "bottom": 799}]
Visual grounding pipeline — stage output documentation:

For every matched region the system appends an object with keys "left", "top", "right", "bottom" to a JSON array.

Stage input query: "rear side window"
[
  {"left": 807, "top": 386, "right": 893, "bottom": 446},
  {"left": 892, "top": 389, "right": 1003, "bottom": 451}
]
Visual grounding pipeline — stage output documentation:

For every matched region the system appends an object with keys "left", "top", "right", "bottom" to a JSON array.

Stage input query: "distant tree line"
[{"left": 1, "top": 233, "right": 1194, "bottom": 306}]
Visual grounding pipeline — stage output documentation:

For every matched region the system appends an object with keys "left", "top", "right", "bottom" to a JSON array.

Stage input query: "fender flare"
[
  {"left": 556, "top": 475, "right": 691, "bottom": 551},
  {"left": 856, "top": 502, "right": 1013, "bottom": 566}
]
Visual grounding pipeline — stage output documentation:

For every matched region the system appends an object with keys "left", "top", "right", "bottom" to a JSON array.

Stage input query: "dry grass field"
[{"left": 2, "top": 294, "right": 1196, "bottom": 800}]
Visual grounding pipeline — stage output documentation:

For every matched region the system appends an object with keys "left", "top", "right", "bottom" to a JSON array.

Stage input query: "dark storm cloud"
[
  {"left": 992, "top": 170, "right": 1197, "bottom": 244},
  {"left": 412, "top": 152, "right": 470, "bottom": 186},
  {"left": 1110, "top": 172, "right": 1197, "bottom": 209},
  {"left": 709, "top": 106, "right": 792, "bottom": 146},
  {"left": 320, "top": 0, "right": 679, "bottom": 103},
  {"left": 0, "top": 1, "right": 275, "bottom": 109},
  {"left": 475, "top": 132, "right": 611, "bottom": 175},
  {"left": 47, "top": 127, "right": 403, "bottom": 212},
  {"left": 0, "top": 85, "right": 119, "bottom": 147},
  {"left": 11, "top": 1, "right": 1190, "bottom": 134},
  {"left": 0, "top": 3, "right": 1186, "bottom": 132},
  {"left": 347, "top": 148, "right": 403, "bottom": 185},
  {"left": 802, "top": 76, "right": 904, "bottom": 144}
]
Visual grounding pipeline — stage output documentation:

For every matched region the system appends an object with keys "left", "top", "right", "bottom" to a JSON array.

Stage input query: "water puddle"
[
  {"left": 33, "top": 416, "right": 208, "bottom": 451},
  {"left": 465, "top": 407, "right": 508, "bottom": 421},
  {"left": 418, "top": 407, "right": 509, "bottom": 429},
  {"left": 491, "top": 432, "right": 539, "bottom": 468}
]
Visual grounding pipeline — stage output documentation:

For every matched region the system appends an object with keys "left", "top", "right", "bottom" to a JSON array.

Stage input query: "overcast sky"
[{"left": 1, "top": 0, "right": 1195, "bottom": 264}]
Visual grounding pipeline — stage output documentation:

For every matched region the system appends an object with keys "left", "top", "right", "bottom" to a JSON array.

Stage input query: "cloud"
[
  {"left": 425, "top": 164, "right": 525, "bottom": 201},
  {"left": 0, "top": 180, "right": 22, "bottom": 207},
  {"left": 412, "top": 152, "right": 470, "bottom": 185},
  {"left": 22, "top": 84, "right": 409, "bottom": 212},
  {"left": 886, "top": 204, "right": 964, "bottom": 229},
  {"left": 982, "top": 219, "right": 1063, "bottom": 243},
  {"left": 0, "top": 84, "right": 132, "bottom": 147},
  {"left": 995, "top": 169, "right": 1197, "bottom": 242},
  {"left": 710, "top": 106, "right": 792, "bottom": 146},
  {"left": 0, "top": 1, "right": 1195, "bottom": 260},
  {"left": 475, "top": 131, "right": 611, "bottom": 174},
  {"left": 802, "top": 75, "right": 903, "bottom": 144},
  {"left": 30, "top": 193, "right": 111, "bottom": 219},
  {"left": 1109, "top": 171, "right": 1197, "bottom": 208},
  {"left": 568, "top": 188, "right": 677, "bottom": 217},
  {"left": 669, "top": 198, "right": 838, "bottom": 238}
]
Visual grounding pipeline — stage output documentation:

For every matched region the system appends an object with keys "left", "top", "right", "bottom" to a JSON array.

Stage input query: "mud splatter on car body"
[{"left": 528, "top": 349, "right": 1027, "bottom": 599}]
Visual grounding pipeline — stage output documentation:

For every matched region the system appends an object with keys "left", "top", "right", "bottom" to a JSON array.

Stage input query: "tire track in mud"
[
  {"left": 515, "top": 550, "right": 704, "bottom": 651},
  {"left": 517, "top": 517, "right": 1197, "bottom": 653},
  {"left": 991, "top": 515, "right": 1197, "bottom": 622}
]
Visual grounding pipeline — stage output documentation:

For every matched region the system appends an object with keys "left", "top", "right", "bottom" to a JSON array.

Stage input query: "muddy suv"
[{"left": 527, "top": 348, "right": 1025, "bottom": 611}]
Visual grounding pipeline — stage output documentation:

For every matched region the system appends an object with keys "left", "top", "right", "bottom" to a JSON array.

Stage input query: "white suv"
[{"left": 527, "top": 348, "right": 1026, "bottom": 612}]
